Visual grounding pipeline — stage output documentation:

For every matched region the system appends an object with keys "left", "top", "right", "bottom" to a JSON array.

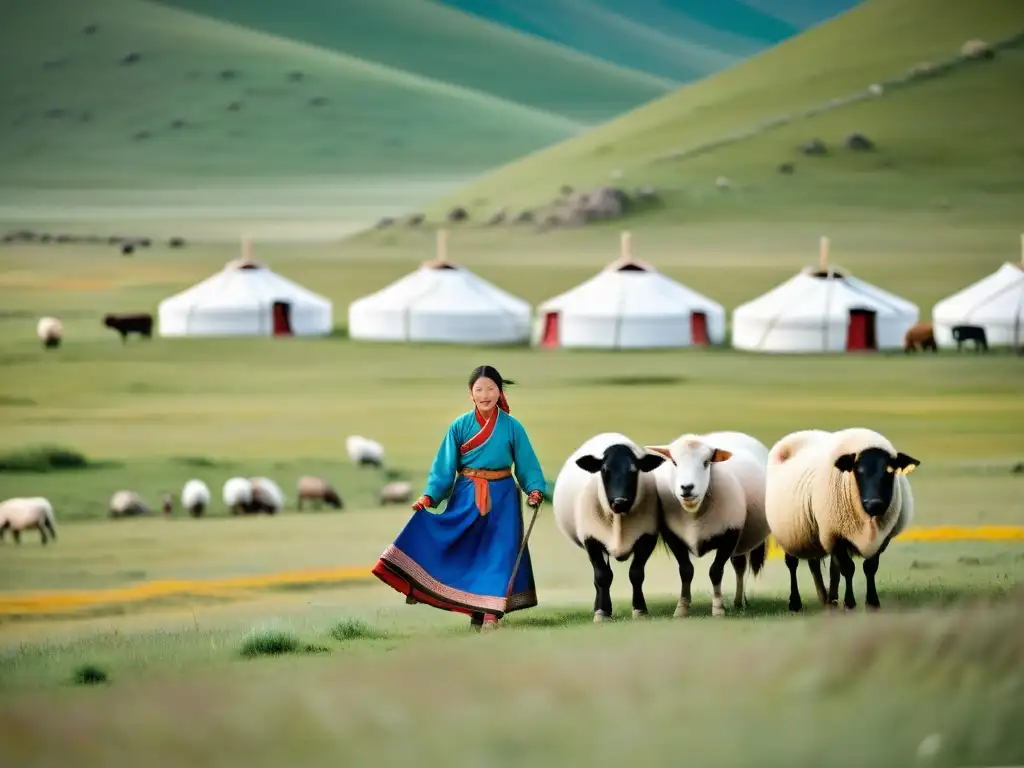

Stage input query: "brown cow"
[{"left": 903, "top": 322, "right": 937, "bottom": 353}]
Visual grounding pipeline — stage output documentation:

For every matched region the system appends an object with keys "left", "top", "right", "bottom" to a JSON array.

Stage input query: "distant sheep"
[
  {"left": 169, "top": 236, "right": 187, "bottom": 248},
  {"left": 552, "top": 432, "right": 667, "bottom": 622},
  {"left": 297, "top": 475, "right": 343, "bottom": 510},
  {"left": 36, "top": 316, "right": 63, "bottom": 349},
  {"left": 249, "top": 477, "right": 284, "bottom": 514},
  {"left": 715, "top": 176, "right": 731, "bottom": 190},
  {"left": 379, "top": 480, "right": 412, "bottom": 505},
  {"left": 646, "top": 431, "right": 771, "bottom": 617},
  {"left": 103, "top": 312, "right": 153, "bottom": 342},
  {"left": 181, "top": 479, "right": 211, "bottom": 518},
  {"left": 447, "top": 206, "right": 468, "bottom": 222},
  {"left": 961, "top": 39, "right": 994, "bottom": 60},
  {"left": 765, "top": 427, "right": 919, "bottom": 612},
  {"left": 346, "top": 435, "right": 384, "bottom": 468},
  {"left": 223, "top": 477, "right": 253, "bottom": 514},
  {"left": 120, "top": 51, "right": 141, "bottom": 65},
  {"left": 903, "top": 321, "right": 937, "bottom": 353},
  {"left": 0, "top": 497, "right": 57, "bottom": 545},
  {"left": 109, "top": 490, "right": 149, "bottom": 518}
]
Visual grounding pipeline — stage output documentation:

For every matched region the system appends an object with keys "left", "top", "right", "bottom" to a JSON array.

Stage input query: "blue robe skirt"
[{"left": 372, "top": 474, "right": 537, "bottom": 617}]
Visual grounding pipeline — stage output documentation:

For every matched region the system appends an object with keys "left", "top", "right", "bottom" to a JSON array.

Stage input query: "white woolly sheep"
[
  {"left": 181, "top": 479, "right": 211, "bottom": 518},
  {"left": 346, "top": 435, "right": 384, "bottom": 467},
  {"left": 36, "top": 316, "right": 63, "bottom": 349},
  {"left": 646, "top": 431, "right": 771, "bottom": 618},
  {"left": 222, "top": 476, "right": 253, "bottom": 514},
  {"left": 765, "top": 427, "right": 919, "bottom": 612},
  {"left": 0, "top": 497, "right": 57, "bottom": 544},
  {"left": 552, "top": 432, "right": 667, "bottom": 623},
  {"left": 297, "top": 475, "right": 343, "bottom": 510},
  {"left": 379, "top": 480, "right": 412, "bottom": 505},
  {"left": 109, "top": 490, "right": 149, "bottom": 518},
  {"left": 249, "top": 476, "right": 284, "bottom": 514}
]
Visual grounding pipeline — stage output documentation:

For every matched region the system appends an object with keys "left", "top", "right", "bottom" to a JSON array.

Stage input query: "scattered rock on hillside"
[
  {"left": 120, "top": 51, "right": 141, "bottom": 66},
  {"left": 777, "top": 162, "right": 795, "bottom": 174},
  {"left": 447, "top": 206, "right": 468, "bottom": 223},
  {"left": 961, "top": 39, "right": 994, "bottom": 60},
  {"left": 800, "top": 138, "right": 828, "bottom": 156},
  {"left": 845, "top": 132, "right": 875, "bottom": 151}
]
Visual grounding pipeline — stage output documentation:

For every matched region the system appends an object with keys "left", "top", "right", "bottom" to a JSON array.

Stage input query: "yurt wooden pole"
[
  {"left": 620, "top": 230, "right": 632, "bottom": 261},
  {"left": 436, "top": 227, "right": 448, "bottom": 262},
  {"left": 819, "top": 236, "right": 830, "bottom": 273},
  {"left": 241, "top": 235, "right": 252, "bottom": 260}
]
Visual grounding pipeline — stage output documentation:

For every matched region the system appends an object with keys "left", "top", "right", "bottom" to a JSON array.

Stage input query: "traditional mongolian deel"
[{"left": 371, "top": 402, "right": 547, "bottom": 617}]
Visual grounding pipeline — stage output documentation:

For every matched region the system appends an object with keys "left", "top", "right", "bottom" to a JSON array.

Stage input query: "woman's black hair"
[{"left": 468, "top": 365, "right": 515, "bottom": 390}]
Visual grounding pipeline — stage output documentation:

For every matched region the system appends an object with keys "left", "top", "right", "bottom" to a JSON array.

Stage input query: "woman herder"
[{"left": 371, "top": 365, "right": 547, "bottom": 632}]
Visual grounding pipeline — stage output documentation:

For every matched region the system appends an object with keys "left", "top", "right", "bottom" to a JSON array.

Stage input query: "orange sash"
[{"left": 459, "top": 467, "right": 512, "bottom": 516}]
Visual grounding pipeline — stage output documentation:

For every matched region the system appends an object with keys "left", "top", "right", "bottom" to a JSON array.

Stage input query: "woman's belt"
[{"left": 459, "top": 467, "right": 512, "bottom": 516}]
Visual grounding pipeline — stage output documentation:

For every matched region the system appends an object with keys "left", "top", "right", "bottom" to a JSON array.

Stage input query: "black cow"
[
  {"left": 951, "top": 324, "right": 988, "bottom": 352},
  {"left": 103, "top": 313, "right": 153, "bottom": 342}
]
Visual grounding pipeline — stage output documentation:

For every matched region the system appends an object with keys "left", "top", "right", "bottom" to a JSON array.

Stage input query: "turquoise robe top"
[{"left": 423, "top": 409, "right": 547, "bottom": 504}]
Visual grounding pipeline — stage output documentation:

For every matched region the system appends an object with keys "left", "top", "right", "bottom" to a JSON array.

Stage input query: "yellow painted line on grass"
[
  {"left": 1, "top": 527, "right": 1022, "bottom": 616},
  {"left": 0, "top": 566, "right": 373, "bottom": 615}
]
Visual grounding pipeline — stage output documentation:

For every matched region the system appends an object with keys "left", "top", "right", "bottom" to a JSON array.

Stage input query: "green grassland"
[
  {"left": 426, "top": 0, "right": 1024, "bottom": 219},
  {"left": 0, "top": 226, "right": 1022, "bottom": 763}
]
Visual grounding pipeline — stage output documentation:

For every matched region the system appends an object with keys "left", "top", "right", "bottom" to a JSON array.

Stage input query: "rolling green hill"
[
  {"left": 423, "top": 0, "right": 1024, "bottom": 222},
  {"left": 0, "top": 0, "right": 587, "bottom": 187},
  {"left": 155, "top": 0, "right": 677, "bottom": 124}
]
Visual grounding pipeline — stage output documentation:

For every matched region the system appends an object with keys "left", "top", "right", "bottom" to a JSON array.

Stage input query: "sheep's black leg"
[
  {"left": 864, "top": 537, "right": 890, "bottom": 610},
  {"left": 12, "top": 529, "right": 21, "bottom": 545},
  {"left": 38, "top": 523, "right": 48, "bottom": 545},
  {"left": 701, "top": 529, "right": 740, "bottom": 617},
  {"left": 785, "top": 553, "right": 802, "bottom": 612},
  {"left": 831, "top": 543, "right": 857, "bottom": 609},
  {"left": 628, "top": 533, "right": 658, "bottom": 618},
  {"left": 584, "top": 538, "right": 613, "bottom": 621},
  {"left": 807, "top": 557, "right": 829, "bottom": 606},
  {"left": 730, "top": 553, "right": 748, "bottom": 609},
  {"left": 0, "top": 522, "right": 7, "bottom": 542},
  {"left": 828, "top": 555, "right": 841, "bottom": 607},
  {"left": 661, "top": 527, "right": 695, "bottom": 617}
]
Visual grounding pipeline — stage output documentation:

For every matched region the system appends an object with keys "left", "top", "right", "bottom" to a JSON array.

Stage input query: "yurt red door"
[
  {"left": 690, "top": 311, "right": 709, "bottom": 346},
  {"left": 540, "top": 312, "right": 560, "bottom": 347},
  {"left": 846, "top": 309, "right": 877, "bottom": 351},
  {"left": 272, "top": 301, "right": 293, "bottom": 336}
]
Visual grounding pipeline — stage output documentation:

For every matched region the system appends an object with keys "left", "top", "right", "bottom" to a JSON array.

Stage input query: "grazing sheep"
[
  {"left": 297, "top": 475, "right": 343, "bottom": 510},
  {"left": 903, "top": 321, "right": 937, "bottom": 353},
  {"left": 552, "top": 432, "right": 667, "bottom": 622},
  {"left": 0, "top": 497, "right": 57, "bottom": 545},
  {"left": 249, "top": 477, "right": 284, "bottom": 514},
  {"left": 765, "top": 427, "right": 919, "bottom": 612},
  {"left": 379, "top": 480, "right": 412, "bottom": 505},
  {"left": 169, "top": 236, "right": 186, "bottom": 248},
  {"left": 646, "top": 431, "right": 771, "bottom": 617},
  {"left": 447, "top": 206, "right": 468, "bottom": 222},
  {"left": 120, "top": 51, "right": 141, "bottom": 65},
  {"left": 109, "top": 490, "right": 149, "bottom": 518},
  {"left": 121, "top": 242, "right": 136, "bottom": 254},
  {"left": 181, "top": 479, "right": 211, "bottom": 518},
  {"left": 36, "top": 316, "right": 63, "bottom": 349},
  {"left": 346, "top": 435, "right": 384, "bottom": 467},
  {"left": 961, "top": 39, "right": 993, "bottom": 60},
  {"left": 103, "top": 312, "right": 153, "bottom": 342},
  {"left": 223, "top": 477, "right": 253, "bottom": 515}
]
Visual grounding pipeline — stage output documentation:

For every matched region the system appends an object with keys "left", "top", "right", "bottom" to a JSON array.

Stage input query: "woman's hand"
[
  {"left": 412, "top": 495, "right": 434, "bottom": 512},
  {"left": 526, "top": 490, "right": 544, "bottom": 509}
]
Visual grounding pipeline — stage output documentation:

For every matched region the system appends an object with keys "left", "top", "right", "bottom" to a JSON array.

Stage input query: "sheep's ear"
[
  {"left": 834, "top": 453, "right": 857, "bottom": 473},
  {"left": 637, "top": 452, "right": 666, "bottom": 472},
  {"left": 710, "top": 448, "right": 733, "bottom": 463},
  {"left": 892, "top": 452, "right": 920, "bottom": 475},
  {"left": 643, "top": 445, "right": 675, "bottom": 465},
  {"left": 575, "top": 454, "right": 603, "bottom": 474}
]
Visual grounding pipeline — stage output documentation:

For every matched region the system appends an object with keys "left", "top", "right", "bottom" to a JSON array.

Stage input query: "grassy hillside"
[
  {"left": 423, "top": 0, "right": 1024, "bottom": 221},
  {"left": 438, "top": 0, "right": 859, "bottom": 82},
  {"left": 156, "top": 0, "right": 676, "bottom": 124},
  {"left": 0, "top": 0, "right": 584, "bottom": 187}
]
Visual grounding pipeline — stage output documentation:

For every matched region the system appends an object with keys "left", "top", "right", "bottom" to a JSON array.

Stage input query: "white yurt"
[
  {"left": 158, "top": 242, "right": 333, "bottom": 337},
  {"left": 347, "top": 229, "right": 531, "bottom": 344},
  {"left": 534, "top": 231, "right": 726, "bottom": 349},
  {"left": 932, "top": 240, "right": 1024, "bottom": 348},
  {"left": 731, "top": 237, "right": 919, "bottom": 353}
]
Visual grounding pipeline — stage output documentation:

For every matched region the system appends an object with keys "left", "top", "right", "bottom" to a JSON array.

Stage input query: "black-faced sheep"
[
  {"left": 765, "top": 427, "right": 919, "bottom": 612},
  {"left": 109, "top": 490, "right": 149, "bottom": 518},
  {"left": 0, "top": 497, "right": 57, "bottom": 544},
  {"left": 249, "top": 477, "right": 284, "bottom": 514},
  {"left": 223, "top": 477, "right": 253, "bottom": 514},
  {"left": 552, "top": 432, "right": 667, "bottom": 622},
  {"left": 36, "top": 316, "right": 63, "bottom": 349},
  {"left": 646, "top": 431, "right": 771, "bottom": 617},
  {"left": 103, "top": 312, "right": 153, "bottom": 342},
  {"left": 181, "top": 479, "right": 210, "bottom": 517},
  {"left": 297, "top": 475, "right": 343, "bottom": 510}
]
